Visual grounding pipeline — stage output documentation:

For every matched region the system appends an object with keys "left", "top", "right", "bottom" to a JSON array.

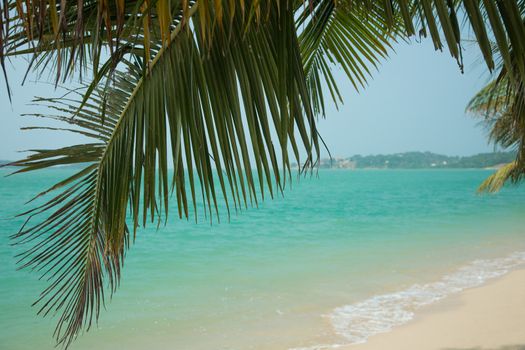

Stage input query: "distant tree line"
[{"left": 316, "top": 152, "right": 516, "bottom": 169}]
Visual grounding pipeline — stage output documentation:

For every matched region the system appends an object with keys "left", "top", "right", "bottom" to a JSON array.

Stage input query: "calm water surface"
[{"left": 1, "top": 169, "right": 524, "bottom": 349}]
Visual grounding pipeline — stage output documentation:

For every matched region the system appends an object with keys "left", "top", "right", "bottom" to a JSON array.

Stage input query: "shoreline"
[{"left": 344, "top": 268, "right": 525, "bottom": 350}]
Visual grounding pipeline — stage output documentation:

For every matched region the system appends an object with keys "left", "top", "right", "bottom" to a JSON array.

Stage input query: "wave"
[{"left": 292, "top": 251, "right": 525, "bottom": 350}]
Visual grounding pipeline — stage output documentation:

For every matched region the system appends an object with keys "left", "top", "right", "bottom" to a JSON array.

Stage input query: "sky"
[
  {"left": 0, "top": 37, "right": 496, "bottom": 161},
  {"left": 315, "top": 38, "right": 496, "bottom": 158}
]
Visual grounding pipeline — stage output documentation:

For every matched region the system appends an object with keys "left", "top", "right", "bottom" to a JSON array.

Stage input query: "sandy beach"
[{"left": 347, "top": 268, "right": 525, "bottom": 350}]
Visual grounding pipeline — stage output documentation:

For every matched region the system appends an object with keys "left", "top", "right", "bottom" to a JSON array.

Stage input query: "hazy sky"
[
  {"left": 0, "top": 37, "right": 496, "bottom": 160},
  {"left": 315, "top": 38, "right": 495, "bottom": 158}
]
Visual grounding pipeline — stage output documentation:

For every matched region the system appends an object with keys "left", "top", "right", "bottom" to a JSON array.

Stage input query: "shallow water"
[{"left": 1, "top": 169, "right": 524, "bottom": 349}]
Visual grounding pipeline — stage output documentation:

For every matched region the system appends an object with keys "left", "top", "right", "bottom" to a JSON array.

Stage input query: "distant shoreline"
[
  {"left": 3, "top": 151, "right": 515, "bottom": 170},
  {"left": 295, "top": 151, "right": 516, "bottom": 170}
]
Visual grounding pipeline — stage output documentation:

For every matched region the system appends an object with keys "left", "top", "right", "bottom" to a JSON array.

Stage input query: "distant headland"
[{"left": 303, "top": 151, "right": 516, "bottom": 170}]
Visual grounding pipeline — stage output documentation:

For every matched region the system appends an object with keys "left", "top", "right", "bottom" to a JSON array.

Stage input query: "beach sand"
[{"left": 345, "top": 268, "right": 525, "bottom": 350}]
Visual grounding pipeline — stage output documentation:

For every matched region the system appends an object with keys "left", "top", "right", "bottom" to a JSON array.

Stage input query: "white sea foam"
[{"left": 292, "top": 251, "right": 525, "bottom": 350}]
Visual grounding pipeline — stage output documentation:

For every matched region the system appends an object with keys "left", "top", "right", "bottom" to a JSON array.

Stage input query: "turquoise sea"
[{"left": 1, "top": 168, "right": 524, "bottom": 350}]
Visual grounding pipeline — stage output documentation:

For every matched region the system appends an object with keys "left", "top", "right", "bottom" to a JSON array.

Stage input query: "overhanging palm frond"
[
  {"left": 9, "top": 91, "right": 126, "bottom": 348},
  {"left": 467, "top": 23, "right": 525, "bottom": 192},
  {"left": 297, "top": 0, "right": 398, "bottom": 116},
  {"left": 0, "top": 0, "right": 290, "bottom": 84},
  {"left": 467, "top": 77, "right": 523, "bottom": 149},
  {"left": 372, "top": 0, "right": 525, "bottom": 82},
  {"left": 4, "top": 0, "right": 525, "bottom": 347},
  {"left": 467, "top": 74, "right": 525, "bottom": 191},
  {"left": 293, "top": 0, "right": 525, "bottom": 117},
  {"left": 2, "top": 0, "right": 525, "bottom": 88},
  {"left": 8, "top": 2, "right": 319, "bottom": 347},
  {"left": 477, "top": 160, "right": 519, "bottom": 192}
]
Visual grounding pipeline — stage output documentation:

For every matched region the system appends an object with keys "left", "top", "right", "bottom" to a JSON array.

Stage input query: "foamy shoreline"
[
  {"left": 348, "top": 267, "right": 525, "bottom": 350},
  {"left": 294, "top": 252, "right": 525, "bottom": 350}
]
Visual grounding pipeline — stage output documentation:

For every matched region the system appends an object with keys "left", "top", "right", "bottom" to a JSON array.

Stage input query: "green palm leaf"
[
  {"left": 7, "top": 2, "right": 319, "bottom": 346},
  {"left": 3, "top": 0, "right": 525, "bottom": 347},
  {"left": 467, "top": 66, "right": 525, "bottom": 191},
  {"left": 477, "top": 160, "right": 519, "bottom": 192},
  {"left": 2, "top": 1, "right": 525, "bottom": 84},
  {"left": 466, "top": 0, "right": 525, "bottom": 192},
  {"left": 297, "top": 0, "right": 399, "bottom": 115}
]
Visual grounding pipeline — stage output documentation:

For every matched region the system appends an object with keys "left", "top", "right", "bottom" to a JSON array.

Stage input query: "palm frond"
[
  {"left": 296, "top": 0, "right": 525, "bottom": 85},
  {"left": 8, "top": 1, "right": 319, "bottom": 347},
  {"left": 467, "top": 16, "right": 525, "bottom": 192},
  {"left": 3, "top": 0, "right": 525, "bottom": 88},
  {"left": 467, "top": 78, "right": 522, "bottom": 149},
  {"left": 0, "top": 0, "right": 282, "bottom": 83},
  {"left": 478, "top": 160, "right": 519, "bottom": 192},
  {"left": 4, "top": 0, "right": 525, "bottom": 347},
  {"left": 297, "top": 0, "right": 398, "bottom": 116},
  {"left": 8, "top": 87, "right": 127, "bottom": 348}
]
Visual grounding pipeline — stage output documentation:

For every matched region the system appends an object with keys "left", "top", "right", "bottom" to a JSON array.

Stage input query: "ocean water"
[{"left": 1, "top": 168, "right": 524, "bottom": 350}]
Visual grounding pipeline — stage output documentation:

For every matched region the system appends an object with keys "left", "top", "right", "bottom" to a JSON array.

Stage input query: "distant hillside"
[{"left": 317, "top": 151, "right": 516, "bottom": 169}]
